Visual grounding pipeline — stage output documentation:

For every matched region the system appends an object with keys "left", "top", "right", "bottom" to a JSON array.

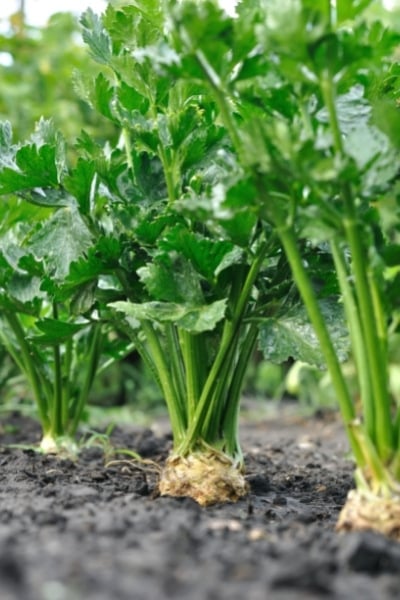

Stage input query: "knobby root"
[
  {"left": 336, "top": 488, "right": 400, "bottom": 540},
  {"left": 159, "top": 451, "right": 249, "bottom": 506}
]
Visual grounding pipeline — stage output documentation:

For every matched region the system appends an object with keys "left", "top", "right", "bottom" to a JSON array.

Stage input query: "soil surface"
[{"left": 0, "top": 408, "right": 400, "bottom": 600}]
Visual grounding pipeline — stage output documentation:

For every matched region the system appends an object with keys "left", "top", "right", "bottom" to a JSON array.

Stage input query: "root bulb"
[
  {"left": 39, "top": 434, "right": 78, "bottom": 457},
  {"left": 336, "top": 489, "right": 400, "bottom": 539},
  {"left": 159, "top": 451, "right": 249, "bottom": 506}
]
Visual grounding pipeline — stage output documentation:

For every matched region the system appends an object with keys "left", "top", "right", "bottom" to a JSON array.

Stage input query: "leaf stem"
[
  {"left": 62, "top": 338, "right": 73, "bottom": 429},
  {"left": 141, "top": 320, "right": 185, "bottom": 444},
  {"left": 96, "top": 341, "right": 136, "bottom": 375},
  {"left": 179, "top": 328, "right": 201, "bottom": 422},
  {"left": 330, "top": 238, "right": 375, "bottom": 441},
  {"left": 70, "top": 322, "right": 103, "bottom": 436},
  {"left": 2, "top": 311, "right": 51, "bottom": 433},
  {"left": 166, "top": 324, "right": 187, "bottom": 422},
  {"left": 179, "top": 245, "right": 267, "bottom": 454},
  {"left": 201, "top": 326, "right": 238, "bottom": 442},
  {"left": 194, "top": 49, "right": 244, "bottom": 161},
  {"left": 277, "top": 224, "right": 363, "bottom": 463},
  {"left": 222, "top": 323, "right": 259, "bottom": 458},
  {"left": 122, "top": 127, "right": 134, "bottom": 172},
  {"left": 321, "top": 72, "right": 393, "bottom": 459},
  {"left": 52, "top": 304, "right": 63, "bottom": 438}
]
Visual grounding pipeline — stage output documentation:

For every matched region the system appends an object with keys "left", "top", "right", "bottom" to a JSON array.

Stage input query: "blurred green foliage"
[
  {"left": 0, "top": 11, "right": 117, "bottom": 147},
  {"left": 366, "top": 1, "right": 400, "bottom": 25}
]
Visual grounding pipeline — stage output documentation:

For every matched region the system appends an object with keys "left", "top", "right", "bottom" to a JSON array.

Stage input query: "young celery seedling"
[{"left": 170, "top": 0, "right": 400, "bottom": 532}]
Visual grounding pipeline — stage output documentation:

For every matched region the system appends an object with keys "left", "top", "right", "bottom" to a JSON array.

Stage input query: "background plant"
[
  {"left": 0, "top": 10, "right": 117, "bottom": 149},
  {"left": 0, "top": 118, "right": 136, "bottom": 452}
]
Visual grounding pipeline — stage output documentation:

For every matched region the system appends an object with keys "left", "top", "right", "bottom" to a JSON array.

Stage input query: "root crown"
[
  {"left": 159, "top": 451, "right": 249, "bottom": 506},
  {"left": 336, "top": 489, "right": 400, "bottom": 540}
]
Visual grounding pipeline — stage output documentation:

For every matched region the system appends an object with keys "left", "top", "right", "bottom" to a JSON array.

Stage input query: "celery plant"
[
  {"left": 169, "top": 0, "right": 400, "bottom": 532},
  {"left": 77, "top": 3, "right": 286, "bottom": 504},
  {"left": 0, "top": 121, "right": 133, "bottom": 453},
  {"left": 77, "top": 2, "right": 341, "bottom": 504}
]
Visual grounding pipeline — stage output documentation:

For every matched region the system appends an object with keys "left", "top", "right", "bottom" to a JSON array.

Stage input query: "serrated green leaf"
[
  {"left": 55, "top": 236, "right": 122, "bottom": 302},
  {"left": 214, "top": 246, "right": 245, "bottom": 276},
  {"left": 336, "top": 0, "right": 374, "bottom": 23},
  {"left": 80, "top": 9, "right": 112, "bottom": 66},
  {"left": 159, "top": 225, "right": 240, "bottom": 281},
  {"left": 32, "top": 318, "right": 89, "bottom": 345},
  {"left": 258, "top": 299, "right": 349, "bottom": 367},
  {"left": 26, "top": 189, "right": 76, "bottom": 209},
  {"left": 28, "top": 207, "right": 93, "bottom": 280},
  {"left": 0, "top": 229, "right": 28, "bottom": 273},
  {"left": 344, "top": 124, "right": 399, "bottom": 193},
  {"left": 63, "top": 158, "right": 96, "bottom": 215},
  {"left": 0, "top": 120, "right": 12, "bottom": 147},
  {"left": 0, "top": 292, "right": 41, "bottom": 316},
  {"left": 70, "top": 281, "right": 98, "bottom": 315},
  {"left": 135, "top": 213, "right": 177, "bottom": 244},
  {"left": 118, "top": 81, "right": 149, "bottom": 112},
  {"left": 132, "top": 42, "right": 180, "bottom": 72},
  {"left": 0, "top": 122, "right": 13, "bottom": 167},
  {"left": 0, "top": 144, "right": 58, "bottom": 194},
  {"left": 110, "top": 298, "right": 227, "bottom": 333},
  {"left": 103, "top": 1, "right": 163, "bottom": 46},
  {"left": 138, "top": 254, "right": 204, "bottom": 304},
  {"left": 0, "top": 120, "right": 66, "bottom": 197},
  {"left": 31, "top": 119, "right": 67, "bottom": 181},
  {"left": 316, "top": 85, "right": 371, "bottom": 135},
  {"left": 93, "top": 73, "right": 115, "bottom": 121},
  {"left": 128, "top": 0, "right": 163, "bottom": 24},
  {"left": 7, "top": 273, "right": 46, "bottom": 304},
  {"left": 372, "top": 98, "right": 400, "bottom": 150},
  {"left": 172, "top": 0, "right": 235, "bottom": 80}
]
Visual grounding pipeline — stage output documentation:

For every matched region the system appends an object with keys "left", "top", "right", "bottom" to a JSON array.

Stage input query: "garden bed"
[{"left": 1, "top": 409, "right": 400, "bottom": 600}]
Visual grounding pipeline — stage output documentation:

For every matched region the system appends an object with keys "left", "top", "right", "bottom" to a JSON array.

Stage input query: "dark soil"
[{"left": 1, "top": 408, "right": 400, "bottom": 600}]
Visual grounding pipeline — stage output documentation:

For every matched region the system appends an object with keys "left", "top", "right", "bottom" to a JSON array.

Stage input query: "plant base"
[
  {"left": 159, "top": 451, "right": 249, "bottom": 506},
  {"left": 40, "top": 434, "right": 78, "bottom": 457},
  {"left": 336, "top": 489, "right": 400, "bottom": 539}
]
